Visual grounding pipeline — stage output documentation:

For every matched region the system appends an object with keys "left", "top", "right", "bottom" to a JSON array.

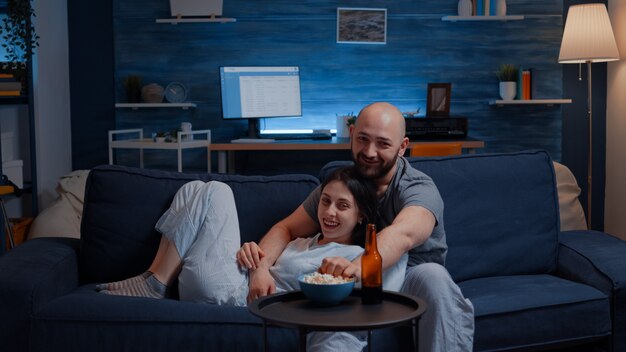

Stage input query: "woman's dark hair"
[{"left": 320, "top": 166, "right": 378, "bottom": 246}]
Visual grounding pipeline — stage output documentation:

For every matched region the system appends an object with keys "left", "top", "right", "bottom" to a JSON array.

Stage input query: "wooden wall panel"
[{"left": 113, "top": 0, "right": 565, "bottom": 171}]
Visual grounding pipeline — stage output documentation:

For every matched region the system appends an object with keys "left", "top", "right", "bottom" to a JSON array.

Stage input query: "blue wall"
[
  {"left": 112, "top": 0, "right": 565, "bottom": 161},
  {"left": 69, "top": 0, "right": 609, "bottom": 229}
]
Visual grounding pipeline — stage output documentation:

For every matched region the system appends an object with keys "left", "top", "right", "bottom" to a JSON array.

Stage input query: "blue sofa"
[{"left": 1, "top": 150, "right": 625, "bottom": 351}]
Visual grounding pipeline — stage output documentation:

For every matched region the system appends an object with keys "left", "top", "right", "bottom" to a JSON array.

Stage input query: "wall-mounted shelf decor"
[
  {"left": 115, "top": 103, "right": 196, "bottom": 110},
  {"left": 489, "top": 99, "right": 572, "bottom": 106},
  {"left": 156, "top": 17, "right": 236, "bottom": 24},
  {"left": 442, "top": 15, "right": 524, "bottom": 22}
]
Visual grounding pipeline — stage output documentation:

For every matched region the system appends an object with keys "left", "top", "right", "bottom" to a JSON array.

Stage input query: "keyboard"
[
  {"left": 230, "top": 138, "right": 275, "bottom": 144},
  {"left": 260, "top": 133, "right": 332, "bottom": 140}
]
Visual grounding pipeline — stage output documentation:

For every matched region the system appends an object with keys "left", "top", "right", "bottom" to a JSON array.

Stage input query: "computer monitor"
[{"left": 219, "top": 66, "right": 302, "bottom": 138}]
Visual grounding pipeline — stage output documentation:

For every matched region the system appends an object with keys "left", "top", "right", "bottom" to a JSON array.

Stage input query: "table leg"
[
  {"left": 368, "top": 330, "right": 372, "bottom": 352},
  {"left": 227, "top": 151, "right": 235, "bottom": 174},
  {"left": 207, "top": 147, "right": 212, "bottom": 173},
  {"left": 263, "top": 321, "right": 268, "bottom": 352},
  {"left": 299, "top": 327, "right": 307, "bottom": 352},
  {"left": 412, "top": 318, "right": 419, "bottom": 352},
  {"left": 177, "top": 148, "right": 182, "bottom": 172},
  {"left": 218, "top": 151, "right": 227, "bottom": 173}
]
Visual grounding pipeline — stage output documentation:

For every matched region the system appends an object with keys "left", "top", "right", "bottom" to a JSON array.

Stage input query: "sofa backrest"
[
  {"left": 408, "top": 150, "right": 560, "bottom": 282},
  {"left": 320, "top": 150, "right": 560, "bottom": 282},
  {"left": 79, "top": 165, "right": 319, "bottom": 284}
]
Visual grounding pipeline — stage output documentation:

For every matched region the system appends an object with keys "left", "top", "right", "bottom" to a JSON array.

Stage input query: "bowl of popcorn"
[{"left": 298, "top": 272, "right": 355, "bottom": 306}]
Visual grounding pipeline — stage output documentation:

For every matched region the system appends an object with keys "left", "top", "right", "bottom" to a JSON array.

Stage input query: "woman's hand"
[
  {"left": 319, "top": 256, "right": 361, "bottom": 280},
  {"left": 237, "top": 242, "right": 265, "bottom": 270}
]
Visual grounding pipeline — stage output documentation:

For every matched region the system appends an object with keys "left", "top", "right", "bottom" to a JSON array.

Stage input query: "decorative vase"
[
  {"left": 457, "top": 0, "right": 472, "bottom": 17},
  {"left": 141, "top": 83, "right": 165, "bottom": 103},
  {"left": 499, "top": 81, "right": 517, "bottom": 100},
  {"left": 496, "top": 0, "right": 507, "bottom": 16}
]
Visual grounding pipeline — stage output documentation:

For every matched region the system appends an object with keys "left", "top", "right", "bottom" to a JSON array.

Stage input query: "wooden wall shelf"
[
  {"left": 442, "top": 15, "right": 524, "bottom": 22},
  {"left": 156, "top": 17, "right": 236, "bottom": 24},
  {"left": 115, "top": 103, "right": 196, "bottom": 110},
  {"left": 489, "top": 99, "right": 572, "bottom": 106}
]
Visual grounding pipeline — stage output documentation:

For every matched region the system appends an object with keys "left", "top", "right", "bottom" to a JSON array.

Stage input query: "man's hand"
[
  {"left": 319, "top": 256, "right": 361, "bottom": 280},
  {"left": 237, "top": 242, "right": 265, "bottom": 270},
  {"left": 247, "top": 268, "right": 276, "bottom": 304}
]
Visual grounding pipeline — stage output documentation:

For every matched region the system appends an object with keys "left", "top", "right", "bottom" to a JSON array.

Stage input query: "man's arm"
[
  {"left": 246, "top": 205, "right": 320, "bottom": 302},
  {"left": 319, "top": 205, "right": 435, "bottom": 279},
  {"left": 376, "top": 205, "right": 436, "bottom": 270}
]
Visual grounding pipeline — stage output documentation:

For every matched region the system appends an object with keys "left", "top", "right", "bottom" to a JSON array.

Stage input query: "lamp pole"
[{"left": 586, "top": 60, "right": 592, "bottom": 230}]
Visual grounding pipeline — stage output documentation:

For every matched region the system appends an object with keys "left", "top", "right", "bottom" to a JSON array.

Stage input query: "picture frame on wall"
[
  {"left": 426, "top": 83, "right": 452, "bottom": 117},
  {"left": 337, "top": 8, "right": 387, "bottom": 45}
]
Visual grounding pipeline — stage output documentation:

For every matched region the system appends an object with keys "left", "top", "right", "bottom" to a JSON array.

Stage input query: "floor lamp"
[{"left": 558, "top": 3, "right": 620, "bottom": 230}]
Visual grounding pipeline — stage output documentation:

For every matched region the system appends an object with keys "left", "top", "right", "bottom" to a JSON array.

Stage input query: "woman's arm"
[{"left": 239, "top": 205, "right": 320, "bottom": 302}]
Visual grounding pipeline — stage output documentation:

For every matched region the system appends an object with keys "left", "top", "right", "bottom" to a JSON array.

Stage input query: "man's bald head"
[{"left": 355, "top": 102, "right": 406, "bottom": 142}]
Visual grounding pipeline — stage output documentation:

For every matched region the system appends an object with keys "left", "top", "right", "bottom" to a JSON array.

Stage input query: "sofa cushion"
[
  {"left": 407, "top": 150, "right": 560, "bottom": 281},
  {"left": 29, "top": 285, "right": 297, "bottom": 351},
  {"left": 458, "top": 275, "right": 610, "bottom": 351},
  {"left": 553, "top": 161, "right": 587, "bottom": 231},
  {"left": 80, "top": 165, "right": 319, "bottom": 284}
]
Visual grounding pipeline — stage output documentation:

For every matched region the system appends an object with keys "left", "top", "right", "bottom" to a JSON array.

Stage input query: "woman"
[{"left": 97, "top": 167, "right": 407, "bottom": 350}]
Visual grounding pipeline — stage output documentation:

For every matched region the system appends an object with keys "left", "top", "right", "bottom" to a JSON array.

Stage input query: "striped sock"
[
  {"left": 95, "top": 271, "right": 152, "bottom": 292},
  {"left": 100, "top": 275, "right": 168, "bottom": 299}
]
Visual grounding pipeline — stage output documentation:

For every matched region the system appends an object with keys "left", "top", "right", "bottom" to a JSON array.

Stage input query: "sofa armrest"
[
  {"left": 558, "top": 230, "right": 626, "bottom": 351},
  {"left": 0, "top": 237, "right": 80, "bottom": 351}
]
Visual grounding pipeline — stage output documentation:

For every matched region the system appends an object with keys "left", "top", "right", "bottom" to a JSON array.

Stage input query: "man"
[{"left": 238, "top": 102, "right": 474, "bottom": 351}]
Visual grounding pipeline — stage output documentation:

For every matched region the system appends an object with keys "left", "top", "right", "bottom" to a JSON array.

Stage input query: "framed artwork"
[
  {"left": 426, "top": 83, "right": 452, "bottom": 117},
  {"left": 337, "top": 8, "right": 387, "bottom": 45}
]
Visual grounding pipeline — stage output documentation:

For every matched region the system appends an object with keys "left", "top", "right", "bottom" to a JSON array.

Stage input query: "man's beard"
[{"left": 352, "top": 151, "right": 399, "bottom": 180}]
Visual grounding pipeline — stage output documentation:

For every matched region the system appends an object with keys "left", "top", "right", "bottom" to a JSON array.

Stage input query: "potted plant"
[
  {"left": 336, "top": 112, "right": 355, "bottom": 138},
  {"left": 0, "top": 0, "right": 38, "bottom": 95},
  {"left": 496, "top": 64, "right": 518, "bottom": 101},
  {"left": 154, "top": 131, "right": 167, "bottom": 143}
]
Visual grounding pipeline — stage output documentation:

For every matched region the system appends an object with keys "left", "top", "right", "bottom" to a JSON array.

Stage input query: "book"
[
  {"left": 477, "top": 0, "right": 483, "bottom": 16},
  {"left": 522, "top": 70, "right": 531, "bottom": 100},
  {"left": 472, "top": 0, "right": 477, "bottom": 16},
  {"left": 0, "top": 73, "right": 14, "bottom": 79},
  {"left": 528, "top": 68, "right": 534, "bottom": 99},
  {"left": 490, "top": 0, "right": 497, "bottom": 15},
  {"left": 0, "top": 91, "right": 20, "bottom": 96},
  {"left": 517, "top": 69, "right": 523, "bottom": 100},
  {"left": 484, "top": 0, "right": 490, "bottom": 16}
]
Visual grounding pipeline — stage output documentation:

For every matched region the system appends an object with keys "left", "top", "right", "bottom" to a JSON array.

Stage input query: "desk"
[{"left": 211, "top": 137, "right": 484, "bottom": 173}]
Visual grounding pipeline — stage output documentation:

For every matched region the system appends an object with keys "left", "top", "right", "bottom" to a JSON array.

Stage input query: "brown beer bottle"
[{"left": 361, "top": 223, "right": 383, "bottom": 304}]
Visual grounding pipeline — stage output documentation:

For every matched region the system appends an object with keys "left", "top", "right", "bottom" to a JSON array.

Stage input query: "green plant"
[
  {"left": 337, "top": 112, "right": 356, "bottom": 127},
  {"left": 496, "top": 64, "right": 519, "bottom": 82},
  {"left": 0, "top": 0, "right": 39, "bottom": 70}
]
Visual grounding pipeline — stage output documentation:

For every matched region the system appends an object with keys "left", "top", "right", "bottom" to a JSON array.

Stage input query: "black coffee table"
[{"left": 249, "top": 290, "right": 427, "bottom": 352}]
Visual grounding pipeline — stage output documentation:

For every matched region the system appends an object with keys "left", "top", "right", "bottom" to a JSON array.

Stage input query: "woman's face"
[{"left": 317, "top": 180, "right": 361, "bottom": 245}]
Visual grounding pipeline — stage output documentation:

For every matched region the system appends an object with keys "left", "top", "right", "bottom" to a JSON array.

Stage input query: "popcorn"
[{"left": 302, "top": 272, "right": 352, "bottom": 285}]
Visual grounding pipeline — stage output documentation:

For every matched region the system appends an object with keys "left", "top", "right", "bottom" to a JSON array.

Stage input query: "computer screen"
[{"left": 219, "top": 66, "right": 302, "bottom": 138}]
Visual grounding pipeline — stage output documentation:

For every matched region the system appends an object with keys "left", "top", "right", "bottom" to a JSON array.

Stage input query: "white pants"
[
  {"left": 401, "top": 263, "right": 474, "bottom": 352},
  {"left": 155, "top": 180, "right": 249, "bottom": 305}
]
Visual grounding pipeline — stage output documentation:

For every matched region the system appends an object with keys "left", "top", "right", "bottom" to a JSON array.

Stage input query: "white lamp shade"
[{"left": 559, "top": 3, "right": 620, "bottom": 64}]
